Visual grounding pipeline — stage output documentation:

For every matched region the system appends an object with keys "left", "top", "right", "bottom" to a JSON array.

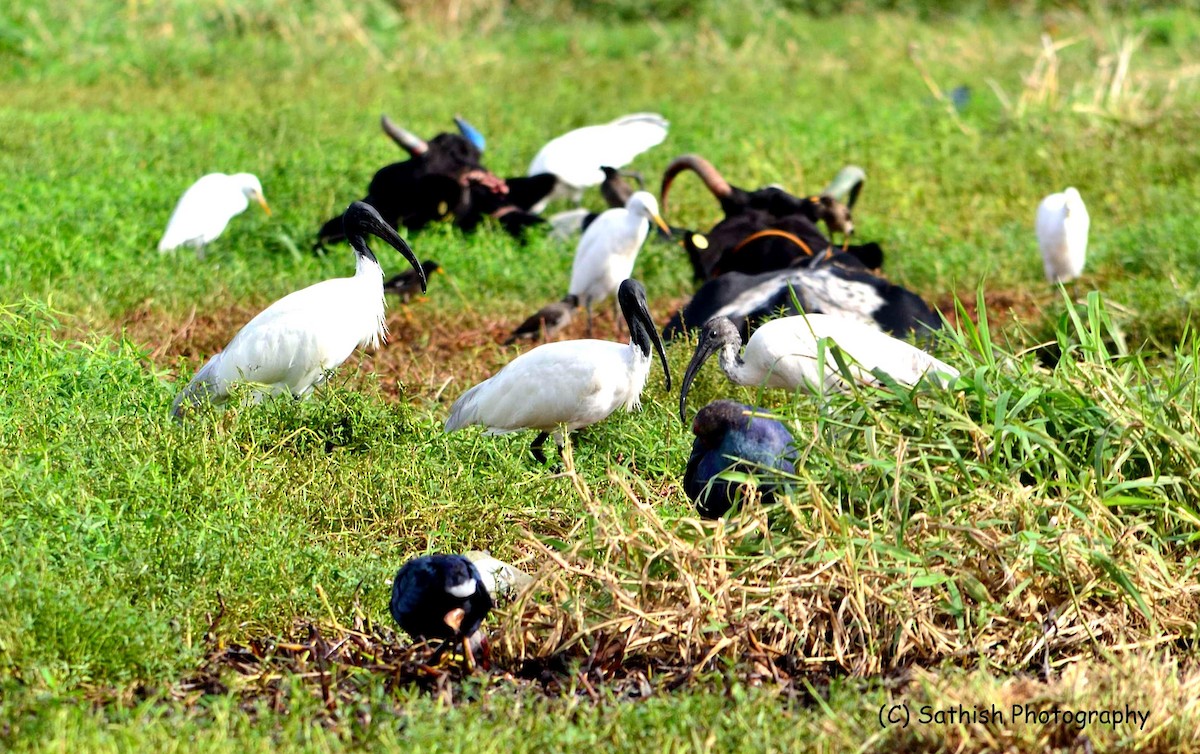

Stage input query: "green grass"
[{"left": 3, "top": 1, "right": 1200, "bottom": 751}]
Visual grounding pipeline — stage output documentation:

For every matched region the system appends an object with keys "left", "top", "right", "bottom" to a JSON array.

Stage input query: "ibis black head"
[
  {"left": 679, "top": 316, "right": 743, "bottom": 424},
  {"left": 618, "top": 279, "right": 671, "bottom": 392},
  {"left": 343, "top": 201, "right": 426, "bottom": 292},
  {"left": 390, "top": 554, "right": 494, "bottom": 643}
]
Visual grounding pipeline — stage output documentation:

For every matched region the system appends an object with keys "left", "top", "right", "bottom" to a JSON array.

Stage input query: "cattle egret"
[
  {"left": 685, "top": 400, "right": 796, "bottom": 519},
  {"left": 504, "top": 295, "right": 579, "bottom": 345},
  {"left": 1036, "top": 187, "right": 1090, "bottom": 284},
  {"left": 158, "top": 172, "right": 270, "bottom": 255},
  {"left": 568, "top": 191, "right": 670, "bottom": 335},
  {"left": 170, "top": 201, "right": 425, "bottom": 418},
  {"left": 384, "top": 260, "right": 441, "bottom": 301},
  {"left": 679, "top": 314, "right": 959, "bottom": 422},
  {"left": 446, "top": 279, "right": 671, "bottom": 463},
  {"left": 527, "top": 113, "right": 669, "bottom": 212},
  {"left": 391, "top": 554, "right": 494, "bottom": 669}
]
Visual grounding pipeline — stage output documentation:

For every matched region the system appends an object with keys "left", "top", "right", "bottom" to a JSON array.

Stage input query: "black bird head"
[
  {"left": 618, "top": 279, "right": 671, "bottom": 392},
  {"left": 343, "top": 201, "right": 426, "bottom": 292},
  {"left": 390, "top": 554, "right": 494, "bottom": 643},
  {"left": 691, "top": 399, "right": 752, "bottom": 448},
  {"left": 679, "top": 316, "right": 743, "bottom": 423}
]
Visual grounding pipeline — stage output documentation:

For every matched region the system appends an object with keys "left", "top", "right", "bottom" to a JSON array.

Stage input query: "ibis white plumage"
[
  {"left": 158, "top": 172, "right": 271, "bottom": 254},
  {"left": 679, "top": 314, "right": 959, "bottom": 422},
  {"left": 445, "top": 279, "right": 671, "bottom": 462},
  {"left": 527, "top": 113, "right": 668, "bottom": 212},
  {"left": 568, "top": 191, "right": 669, "bottom": 335},
  {"left": 1036, "top": 187, "right": 1090, "bottom": 284},
  {"left": 170, "top": 201, "right": 426, "bottom": 418}
]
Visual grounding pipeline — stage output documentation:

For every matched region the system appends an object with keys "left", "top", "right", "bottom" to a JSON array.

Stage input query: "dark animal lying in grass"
[
  {"left": 662, "top": 251, "right": 941, "bottom": 342},
  {"left": 660, "top": 154, "right": 872, "bottom": 280},
  {"left": 315, "top": 116, "right": 555, "bottom": 248}
]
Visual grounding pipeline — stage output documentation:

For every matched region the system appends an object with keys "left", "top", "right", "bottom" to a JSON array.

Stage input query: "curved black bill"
[
  {"left": 618, "top": 279, "right": 671, "bottom": 392},
  {"left": 678, "top": 334, "right": 719, "bottom": 424},
  {"left": 343, "top": 201, "right": 427, "bottom": 292}
]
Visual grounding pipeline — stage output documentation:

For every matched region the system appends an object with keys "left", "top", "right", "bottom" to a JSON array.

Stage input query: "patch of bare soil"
[
  {"left": 109, "top": 295, "right": 694, "bottom": 402},
  {"left": 934, "top": 288, "right": 1048, "bottom": 331},
  {"left": 136, "top": 615, "right": 828, "bottom": 722}
]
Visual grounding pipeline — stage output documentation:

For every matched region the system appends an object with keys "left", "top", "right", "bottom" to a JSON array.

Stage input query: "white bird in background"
[
  {"left": 568, "top": 191, "right": 670, "bottom": 335},
  {"left": 170, "top": 201, "right": 426, "bottom": 418},
  {"left": 527, "top": 113, "right": 669, "bottom": 212},
  {"left": 445, "top": 279, "right": 671, "bottom": 463},
  {"left": 158, "top": 172, "right": 272, "bottom": 255},
  {"left": 679, "top": 314, "right": 959, "bottom": 422},
  {"left": 1036, "top": 187, "right": 1090, "bottom": 284}
]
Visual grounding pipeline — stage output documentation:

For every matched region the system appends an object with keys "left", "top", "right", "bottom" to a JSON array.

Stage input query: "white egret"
[
  {"left": 158, "top": 172, "right": 271, "bottom": 255},
  {"left": 568, "top": 191, "right": 670, "bottom": 335},
  {"left": 679, "top": 314, "right": 959, "bottom": 422},
  {"left": 445, "top": 279, "right": 671, "bottom": 463},
  {"left": 170, "top": 201, "right": 425, "bottom": 418},
  {"left": 527, "top": 113, "right": 668, "bottom": 212},
  {"left": 1036, "top": 187, "right": 1090, "bottom": 284}
]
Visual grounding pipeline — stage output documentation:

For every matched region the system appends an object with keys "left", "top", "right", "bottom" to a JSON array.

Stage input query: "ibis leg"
[
  {"left": 530, "top": 431, "right": 551, "bottom": 464},
  {"left": 585, "top": 302, "right": 593, "bottom": 338}
]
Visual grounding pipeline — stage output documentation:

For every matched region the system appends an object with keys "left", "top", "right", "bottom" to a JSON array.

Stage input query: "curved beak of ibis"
[
  {"left": 346, "top": 202, "right": 427, "bottom": 292},
  {"left": 642, "top": 303, "right": 672, "bottom": 393},
  {"left": 443, "top": 607, "right": 466, "bottom": 633},
  {"left": 679, "top": 333, "right": 719, "bottom": 424},
  {"left": 252, "top": 190, "right": 272, "bottom": 217}
]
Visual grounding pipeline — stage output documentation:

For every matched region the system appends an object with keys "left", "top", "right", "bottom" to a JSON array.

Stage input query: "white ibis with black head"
[
  {"left": 158, "top": 172, "right": 271, "bottom": 255},
  {"left": 390, "top": 554, "right": 494, "bottom": 669},
  {"left": 1036, "top": 187, "right": 1090, "bottom": 284},
  {"left": 527, "top": 113, "right": 669, "bottom": 212},
  {"left": 679, "top": 314, "right": 959, "bottom": 422},
  {"left": 568, "top": 191, "right": 670, "bottom": 336},
  {"left": 445, "top": 279, "right": 671, "bottom": 463},
  {"left": 170, "top": 201, "right": 425, "bottom": 417}
]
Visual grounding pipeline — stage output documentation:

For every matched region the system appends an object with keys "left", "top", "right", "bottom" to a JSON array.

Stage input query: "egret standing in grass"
[
  {"left": 685, "top": 400, "right": 796, "bottom": 519},
  {"left": 390, "top": 554, "right": 494, "bottom": 669},
  {"left": 446, "top": 279, "right": 671, "bottom": 463},
  {"left": 158, "top": 173, "right": 271, "bottom": 255},
  {"left": 527, "top": 113, "right": 668, "bottom": 212},
  {"left": 679, "top": 314, "right": 959, "bottom": 422},
  {"left": 568, "top": 191, "right": 670, "bottom": 336},
  {"left": 1036, "top": 187, "right": 1090, "bottom": 284},
  {"left": 171, "top": 201, "right": 425, "bottom": 418}
]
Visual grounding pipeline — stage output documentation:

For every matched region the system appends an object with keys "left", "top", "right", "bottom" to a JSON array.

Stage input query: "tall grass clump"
[{"left": 500, "top": 292, "right": 1200, "bottom": 677}]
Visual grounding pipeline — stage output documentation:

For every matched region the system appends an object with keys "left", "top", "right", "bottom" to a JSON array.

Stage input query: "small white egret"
[
  {"left": 170, "top": 201, "right": 425, "bottom": 418},
  {"left": 158, "top": 173, "right": 271, "bottom": 255},
  {"left": 568, "top": 191, "right": 670, "bottom": 335},
  {"left": 445, "top": 279, "right": 671, "bottom": 463},
  {"left": 1036, "top": 187, "right": 1090, "bottom": 284},
  {"left": 527, "top": 113, "right": 668, "bottom": 212},
  {"left": 679, "top": 314, "right": 959, "bottom": 422}
]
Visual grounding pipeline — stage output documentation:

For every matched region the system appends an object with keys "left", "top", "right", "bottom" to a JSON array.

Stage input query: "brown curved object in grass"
[{"left": 660, "top": 154, "right": 733, "bottom": 215}]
